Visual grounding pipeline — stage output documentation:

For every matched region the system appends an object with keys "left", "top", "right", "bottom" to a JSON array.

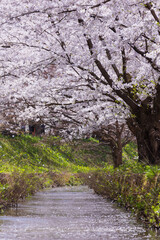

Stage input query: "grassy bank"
[
  {"left": 80, "top": 142, "right": 160, "bottom": 228},
  {"left": 83, "top": 158, "right": 160, "bottom": 229},
  {"left": 1, "top": 134, "right": 160, "bottom": 229},
  {"left": 0, "top": 134, "right": 109, "bottom": 212}
]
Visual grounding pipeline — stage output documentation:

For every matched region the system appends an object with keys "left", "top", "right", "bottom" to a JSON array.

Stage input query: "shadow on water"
[{"left": 0, "top": 186, "right": 160, "bottom": 240}]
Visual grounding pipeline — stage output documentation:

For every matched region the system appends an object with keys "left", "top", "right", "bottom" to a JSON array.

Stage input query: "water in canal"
[{"left": 0, "top": 186, "right": 159, "bottom": 240}]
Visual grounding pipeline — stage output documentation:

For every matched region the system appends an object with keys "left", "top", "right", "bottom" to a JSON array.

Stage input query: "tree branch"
[
  {"left": 145, "top": 3, "right": 160, "bottom": 24},
  {"left": 129, "top": 43, "right": 160, "bottom": 72},
  {"left": 91, "top": 0, "right": 111, "bottom": 9},
  {"left": 99, "top": 35, "right": 120, "bottom": 78},
  {"left": 85, "top": 37, "right": 139, "bottom": 111}
]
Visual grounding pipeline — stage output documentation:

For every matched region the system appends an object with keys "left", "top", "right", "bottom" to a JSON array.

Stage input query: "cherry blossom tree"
[
  {"left": 0, "top": 0, "right": 160, "bottom": 164},
  {"left": 93, "top": 120, "right": 135, "bottom": 167}
]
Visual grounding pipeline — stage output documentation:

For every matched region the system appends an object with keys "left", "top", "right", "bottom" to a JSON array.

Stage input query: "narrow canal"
[{"left": 0, "top": 186, "right": 159, "bottom": 240}]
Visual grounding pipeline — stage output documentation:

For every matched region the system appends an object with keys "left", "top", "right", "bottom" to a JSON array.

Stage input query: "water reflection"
[{"left": 0, "top": 186, "right": 159, "bottom": 240}]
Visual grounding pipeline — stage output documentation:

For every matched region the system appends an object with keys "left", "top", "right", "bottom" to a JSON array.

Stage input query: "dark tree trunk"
[
  {"left": 111, "top": 123, "right": 123, "bottom": 168},
  {"left": 93, "top": 121, "right": 126, "bottom": 168},
  {"left": 127, "top": 111, "right": 160, "bottom": 164},
  {"left": 111, "top": 144, "right": 122, "bottom": 168}
]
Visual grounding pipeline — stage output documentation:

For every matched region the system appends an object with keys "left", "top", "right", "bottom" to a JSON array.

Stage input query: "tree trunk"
[
  {"left": 92, "top": 121, "right": 132, "bottom": 167},
  {"left": 111, "top": 121, "right": 123, "bottom": 168},
  {"left": 112, "top": 145, "right": 122, "bottom": 168},
  {"left": 127, "top": 114, "right": 160, "bottom": 164}
]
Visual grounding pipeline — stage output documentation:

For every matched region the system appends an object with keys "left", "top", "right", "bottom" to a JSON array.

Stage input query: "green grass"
[
  {"left": 52, "top": 138, "right": 111, "bottom": 168},
  {"left": 0, "top": 134, "right": 108, "bottom": 210},
  {"left": 0, "top": 134, "right": 111, "bottom": 175},
  {"left": 1, "top": 134, "right": 160, "bottom": 228}
]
